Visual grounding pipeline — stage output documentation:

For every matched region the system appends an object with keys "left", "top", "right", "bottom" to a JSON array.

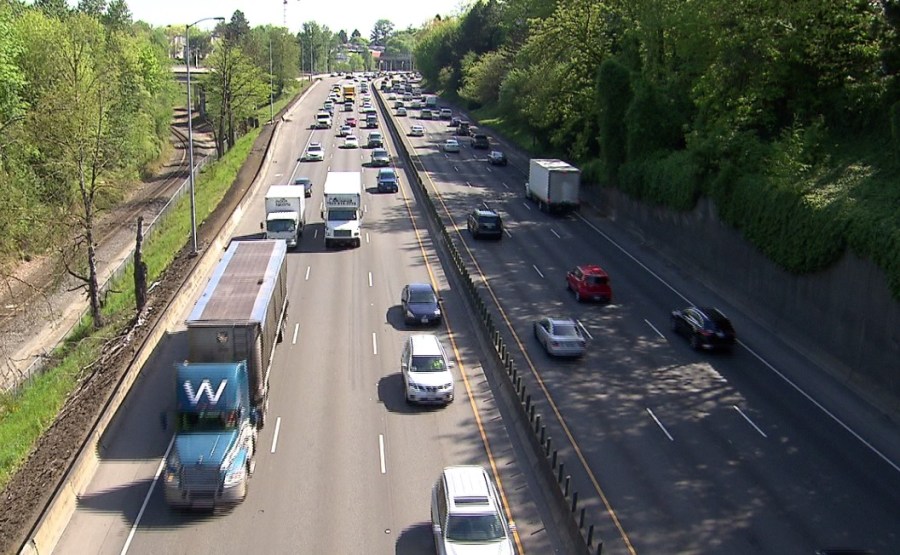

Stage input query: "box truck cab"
[
  {"left": 322, "top": 172, "right": 362, "bottom": 248},
  {"left": 262, "top": 185, "right": 305, "bottom": 248}
]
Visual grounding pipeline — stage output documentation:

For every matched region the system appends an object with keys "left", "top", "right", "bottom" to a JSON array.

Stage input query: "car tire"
[
  {"left": 690, "top": 334, "right": 701, "bottom": 350},
  {"left": 574, "top": 290, "right": 582, "bottom": 302}
]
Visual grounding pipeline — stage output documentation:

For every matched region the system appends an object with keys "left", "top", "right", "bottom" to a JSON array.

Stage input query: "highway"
[
  {"left": 53, "top": 79, "right": 568, "bottom": 554},
  {"left": 50, "top": 75, "right": 900, "bottom": 555},
  {"left": 387, "top": 89, "right": 900, "bottom": 554}
]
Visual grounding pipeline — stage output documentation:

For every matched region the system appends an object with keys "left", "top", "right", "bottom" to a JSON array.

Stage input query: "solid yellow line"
[
  {"left": 397, "top": 140, "right": 525, "bottom": 555},
  {"left": 419, "top": 161, "right": 638, "bottom": 554}
]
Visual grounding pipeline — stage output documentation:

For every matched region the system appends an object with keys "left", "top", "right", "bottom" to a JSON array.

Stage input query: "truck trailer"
[
  {"left": 322, "top": 172, "right": 362, "bottom": 248},
  {"left": 524, "top": 158, "right": 581, "bottom": 213},
  {"left": 164, "top": 240, "right": 289, "bottom": 509},
  {"left": 262, "top": 185, "right": 305, "bottom": 248}
]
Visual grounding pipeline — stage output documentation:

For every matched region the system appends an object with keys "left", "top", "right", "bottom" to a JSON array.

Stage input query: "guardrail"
[{"left": 374, "top": 86, "right": 604, "bottom": 554}]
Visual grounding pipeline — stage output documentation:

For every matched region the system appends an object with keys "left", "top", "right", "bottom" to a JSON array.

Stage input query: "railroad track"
[{"left": 0, "top": 116, "right": 202, "bottom": 380}]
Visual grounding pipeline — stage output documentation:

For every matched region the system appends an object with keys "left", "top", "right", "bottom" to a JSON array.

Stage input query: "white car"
[
  {"left": 338, "top": 125, "right": 351, "bottom": 137},
  {"left": 303, "top": 142, "right": 324, "bottom": 161},
  {"left": 396, "top": 107, "right": 407, "bottom": 117},
  {"left": 533, "top": 316, "right": 586, "bottom": 357},
  {"left": 401, "top": 334, "right": 454, "bottom": 405},
  {"left": 431, "top": 466, "right": 515, "bottom": 555},
  {"left": 342, "top": 135, "right": 359, "bottom": 149},
  {"left": 442, "top": 138, "right": 460, "bottom": 153},
  {"left": 409, "top": 125, "right": 425, "bottom": 137}
]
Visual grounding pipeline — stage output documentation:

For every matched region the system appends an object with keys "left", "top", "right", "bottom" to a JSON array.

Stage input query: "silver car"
[{"left": 533, "top": 317, "right": 586, "bottom": 357}]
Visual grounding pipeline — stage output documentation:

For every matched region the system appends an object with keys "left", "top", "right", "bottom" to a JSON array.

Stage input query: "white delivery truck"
[
  {"left": 525, "top": 159, "right": 581, "bottom": 213},
  {"left": 321, "top": 172, "right": 362, "bottom": 248},
  {"left": 315, "top": 110, "right": 332, "bottom": 129},
  {"left": 263, "top": 185, "right": 305, "bottom": 249}
]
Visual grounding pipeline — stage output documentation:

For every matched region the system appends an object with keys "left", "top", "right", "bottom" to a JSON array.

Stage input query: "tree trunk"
[
  {"left": 83, "top": 197, "right": 103, "bottom": 328},
  {"left": 134, "top": 216, "right": 147, "bottom": 312}
]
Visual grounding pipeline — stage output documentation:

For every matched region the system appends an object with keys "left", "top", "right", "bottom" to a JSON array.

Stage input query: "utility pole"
[{"left": 269, "top": 35, "right": 274, "bottom": 123}]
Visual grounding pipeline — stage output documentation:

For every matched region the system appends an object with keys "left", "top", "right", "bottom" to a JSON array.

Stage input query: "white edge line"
[
  {"left": 646, "top": 408, "right": 674, "bottom": 441},
  {"left": 120, "top": 434, "right": 176, "bottom": 555},
  {"left": 291, "top": 323, "right": 300, "bottom": 345},
  {"left": 271, "top": 416, "right": 283, "bottom": 453},
  {"left": 644, "top": 319, "right": 665, "bottom": 339},
  {"left": 576, "top": 212, "right": 900, "bottom": 473},
  {"left": 379, "top": 434, "right": 386, "bottom": 474},
  {"left": 733, "top": 406, "right": 767, "bottom": 438},
  {"left": 532, "top": 264, "right": 544, "bottom": 278},
  {"left": 576, "top": 319, "right": 593, "bottom": 340}
]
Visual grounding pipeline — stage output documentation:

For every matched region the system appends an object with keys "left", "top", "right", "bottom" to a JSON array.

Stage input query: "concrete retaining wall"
[{"left": 601, "top": 189, "right": 900, "bottom": 410}]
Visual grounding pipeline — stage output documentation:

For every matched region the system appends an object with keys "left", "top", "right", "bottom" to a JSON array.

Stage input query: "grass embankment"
[{"left": 0, "top": 82, "right": 306, "bottom": 491}]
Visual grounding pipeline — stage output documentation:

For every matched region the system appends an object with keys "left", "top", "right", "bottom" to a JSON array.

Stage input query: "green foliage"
[{"left": 596, "top": 58, "right": 632, "bottom": 183}]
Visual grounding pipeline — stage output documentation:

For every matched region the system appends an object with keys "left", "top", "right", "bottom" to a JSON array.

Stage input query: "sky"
[{"left": 124, "top": 0, "right": 468, "bottom": 36}]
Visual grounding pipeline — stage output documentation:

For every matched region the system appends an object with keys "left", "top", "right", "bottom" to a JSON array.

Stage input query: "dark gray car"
[{"left": 401, "top": 283, "right": 442, "bottom": 326}]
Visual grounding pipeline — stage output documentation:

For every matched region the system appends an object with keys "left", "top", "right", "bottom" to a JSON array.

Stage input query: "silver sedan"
[{"left": 533, "top": 317, "right": 586, "bottom": 357}]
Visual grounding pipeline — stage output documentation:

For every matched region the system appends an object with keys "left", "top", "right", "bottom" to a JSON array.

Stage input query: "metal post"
[
  {"left": 185, "top": 24, "right": 197, "bottom": 257},
  {"left": 269, "top": 36, "right": 274, "bottom": 123},
  {"left": 184, "top": 16, "right": 224, "bottom": 257}
]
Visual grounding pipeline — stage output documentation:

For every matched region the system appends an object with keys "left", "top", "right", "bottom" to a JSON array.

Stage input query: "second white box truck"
[
  {"left": 525, "top": 159, "right": 581, "bottom": 213},
  {"left": 262, "top": 185, "right": 305, "bottom": 249}
]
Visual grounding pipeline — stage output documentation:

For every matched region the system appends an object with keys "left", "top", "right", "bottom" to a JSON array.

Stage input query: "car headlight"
[
  {"left": 433, "top": 308, "right": 441, "bottom": 315},
  {"left": 406, "top": 310, "right": 415, "bottom": 318}
]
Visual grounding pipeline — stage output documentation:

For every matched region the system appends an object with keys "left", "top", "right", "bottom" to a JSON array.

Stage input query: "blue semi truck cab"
[{"left": 164, "top": 362, "right": 257, "bottom": 508}]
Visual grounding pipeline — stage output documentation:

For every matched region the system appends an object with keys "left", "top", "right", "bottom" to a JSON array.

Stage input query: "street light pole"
[
  {"left": 185, "top": 16, "right": 224, "bottom": 257},
  {"left": 269, "top": 36, "right": 274, "bottom": 123}
]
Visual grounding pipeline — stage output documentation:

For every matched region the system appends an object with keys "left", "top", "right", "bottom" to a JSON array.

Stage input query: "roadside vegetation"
[
  {"left": 412, "top": 0, "right": 900, "bottom": 299},
  {"left": 0, "top": 1, "right": 307, "bottom": 491}
]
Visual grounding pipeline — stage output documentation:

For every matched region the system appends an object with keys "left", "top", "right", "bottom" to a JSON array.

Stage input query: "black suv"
[
  {"left": 670, "top": 306, "right": 736, "bottom": 351},
  {"left": 456, "top": 121, "right": 471, "bottom": 136},
  {"left": 467, "top": 207, "right": 503, "bottom": 239},
  {"left": 471, "top": 133, "right": 490, "bottom": 149}
]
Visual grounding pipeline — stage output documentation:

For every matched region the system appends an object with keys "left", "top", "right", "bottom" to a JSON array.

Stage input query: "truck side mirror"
[
  {"left": 160, "top": 411, "right": 168, "bottom": 431},
  {"left": 432, "top": 524, "right": 442, "bottom": 535},
  {"left": 260, "top": 222, "right": 264, "bottom": 230}
]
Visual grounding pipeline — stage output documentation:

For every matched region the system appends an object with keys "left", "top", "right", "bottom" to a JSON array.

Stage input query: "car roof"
[
  {"left": 577, "top": 264, "right": 608, "bottom": 277},
  {"left": 546, "top": 317, "right": 576, "bottom": 326},
  {"left": 442, "top": 466, "right": 496, "bottom": 515},
  {"left": 409, "top": 333, "right": 442, "bottom": 355},
  {"left": 473, "top": 207, "right": 499, "bottom": 217}
]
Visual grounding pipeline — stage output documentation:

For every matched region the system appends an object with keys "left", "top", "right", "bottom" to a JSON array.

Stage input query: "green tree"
[
  {"left": 458, "top": 48, "right": 508, "bottom": 107},
  {"left": 203, "top": 44, "right": 269, "bottom": 153},
  {"left": 76, "top": 0, "right": 106, "bottom": 17},
  {"left": 371, "top": 18, "right": 394, "bottom": 46},
  {"left": 103, "top": 0, "right": 131, "bottom": 31},
  {"left": 224, "top": 9, "right": 251, "bottom": 47},
  {"left": 34, "top": 0, "right": 69, "bottom": 18}
]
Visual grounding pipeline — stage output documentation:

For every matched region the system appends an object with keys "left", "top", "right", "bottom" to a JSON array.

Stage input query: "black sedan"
[
  {"left": 670, "top": 306, "right": 736, "bottom": 351},
  {"left": 401, "top": 283, "right": 442, "bottom": 326}
]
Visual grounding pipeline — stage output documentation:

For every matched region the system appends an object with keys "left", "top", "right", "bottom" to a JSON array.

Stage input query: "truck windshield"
[
  {"left": 327, "top": 209, "right": 357, "bottom": 221},
  {"left": 178, "top": 410, "right": 239, "bottom": 432},
  {"left": 266, "top": 220, "right": 296, "bottom": 233}
]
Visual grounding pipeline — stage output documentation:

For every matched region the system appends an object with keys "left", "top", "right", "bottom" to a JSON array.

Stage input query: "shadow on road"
[{"left": 395, "top": 522, "right": 433, "bottom": 555}]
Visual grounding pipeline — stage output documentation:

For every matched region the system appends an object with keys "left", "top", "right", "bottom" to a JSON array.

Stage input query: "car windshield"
[
  {"left": 552, "top": 323, "right": 580, "bottom": 337},
  {"left": 294, "top": 178, "right": 309, "bottom": 185},
  {"left": 409, "top": 290, "right": 436, "bottom": 303},
  {"left": 327, "top": 209, "right": 357, "bottom": 221},
  {"left": 445, "top": 514, "right": 506, "bottom": 542},
  {"left": 410, "top": 355, "right": 445, "bottom": 372},
  {"left": 178, "top": 410, "right": 239, "bottom": 432},
  {"left": 309, "top": 147, "right": 322, "bottom": 154}
]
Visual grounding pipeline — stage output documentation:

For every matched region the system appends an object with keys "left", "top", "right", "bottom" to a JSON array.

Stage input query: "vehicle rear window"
[
  {"left": 478, "top": 215, "right": 501, "bottom": 226},
  {"left": 586, "top": 276, "right": 608, "bottom": 285},
  {"left": 553, "top": 323, "right": 579, "bottom": 337}
]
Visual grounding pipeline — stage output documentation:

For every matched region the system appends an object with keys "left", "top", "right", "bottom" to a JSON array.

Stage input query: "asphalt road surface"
[
  {"left": 387, "top": 91, "right": 900, "bottom": 554},
  {"left": 53, "top": 79, "right": 569, "bottom": 554}
]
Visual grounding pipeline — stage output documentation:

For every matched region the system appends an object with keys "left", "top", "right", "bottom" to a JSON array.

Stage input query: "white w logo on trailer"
[{"left": 183, "top": 379, "right": 228, "bottom": 406}]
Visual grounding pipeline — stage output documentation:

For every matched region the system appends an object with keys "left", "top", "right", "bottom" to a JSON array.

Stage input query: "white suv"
[
  {"left": 431, "top": 466, "right": 516, "bottom": 554},
  {"left": 401, "top": 334, "right": 454, "bottom": 405}
]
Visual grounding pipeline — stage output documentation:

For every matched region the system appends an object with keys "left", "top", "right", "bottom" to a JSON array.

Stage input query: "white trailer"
[
  {"left": 262, "top": 185, "right": 305, "bottom": 249},
  {"left": 525, "top": 159, "right": 581, "bottom": 213},
  {"left": 322, "top": 172, "right": 362, "bottom": 248}
]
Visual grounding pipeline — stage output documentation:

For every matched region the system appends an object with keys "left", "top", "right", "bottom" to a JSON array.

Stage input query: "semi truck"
[
  {"left": 262, "top": 185, "right": 305, "bottom": 249},
  {"left": 322, "top": 171, "right": 362, "bottom": 248},
  {"left": 525, "top": 158, "right": 581, "bottom": 213},
  {"left": 164, "top": 240, "right": 289, "bottom": 509}
]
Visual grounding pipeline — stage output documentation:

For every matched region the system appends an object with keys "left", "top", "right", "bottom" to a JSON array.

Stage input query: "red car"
[
  {"left": 346, "top": 117, "right": 358, "bottom": 127},
  {"left": 566, "top": 265, "right": 612, "bottom": 303}
]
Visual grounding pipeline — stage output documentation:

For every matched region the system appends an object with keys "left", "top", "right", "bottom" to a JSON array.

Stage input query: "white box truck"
[
  {"left": 262, "top": 185, "right": 305, "bottom": 249},
  {"left": 525, "top": 159, "right": 581, "bottom": 213},
  {"left": 322, "top": 172, "right": 362, "bottom": 248}
]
